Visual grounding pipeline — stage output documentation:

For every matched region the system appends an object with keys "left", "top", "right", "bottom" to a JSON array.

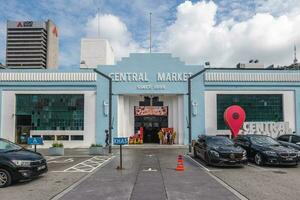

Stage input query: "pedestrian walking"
[{"left": 105, "top": 129, "right": 109, "bottom": 146}]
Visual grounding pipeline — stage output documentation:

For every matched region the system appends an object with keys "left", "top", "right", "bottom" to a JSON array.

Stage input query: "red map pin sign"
[{"left": 224, "top": 105, "right": 246, "bottom": 138}]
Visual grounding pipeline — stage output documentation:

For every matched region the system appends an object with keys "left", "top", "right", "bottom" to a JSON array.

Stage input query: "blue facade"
[
  {"left": 95, "top": 53, "right": 203, "bottom": 144},
  {"left": 1, "top": 53, "right": 300, "bottom": 146}
]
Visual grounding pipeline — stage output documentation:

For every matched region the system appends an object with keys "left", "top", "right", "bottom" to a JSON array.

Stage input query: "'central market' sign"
[
  {"left": 242, "top": 122, "right": 293, "bottom": 137},
  {"left": 109, "top": 72, "right": 193, "bottom": 82}
]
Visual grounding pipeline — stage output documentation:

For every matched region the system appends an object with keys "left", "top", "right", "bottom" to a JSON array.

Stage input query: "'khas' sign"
[
  {"left": 113, "top": 137, "right": 128, "bottom": 145},
  {"left": 242, "top": 122, "right": 293, "bottom": 138}
]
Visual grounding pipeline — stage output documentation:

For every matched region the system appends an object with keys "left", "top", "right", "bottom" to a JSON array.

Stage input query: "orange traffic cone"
[{"left": 176, "top": 154, "right": 185, "bottom": 171}]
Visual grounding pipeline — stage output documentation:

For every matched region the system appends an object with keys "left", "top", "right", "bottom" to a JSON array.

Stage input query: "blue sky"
[{"left": 0, "top": 0, "right": 300, "bottom": 69}]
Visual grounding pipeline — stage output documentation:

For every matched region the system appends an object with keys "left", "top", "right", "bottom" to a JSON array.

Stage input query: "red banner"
[
  {"left": 161, "top": 128, "right": 173, "bottom": 133},
  {"left": 134, "top": 106, "right": 168, "bottom": 116}
]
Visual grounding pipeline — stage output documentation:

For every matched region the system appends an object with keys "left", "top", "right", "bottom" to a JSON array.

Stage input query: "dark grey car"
[{"left": 277, "top": 134, "right": 300, "bottom": 151}]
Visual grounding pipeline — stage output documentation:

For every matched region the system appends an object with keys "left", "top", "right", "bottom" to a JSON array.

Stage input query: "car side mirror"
[{"left": 296, "top": 142, "right": 300, "bottom": 145}]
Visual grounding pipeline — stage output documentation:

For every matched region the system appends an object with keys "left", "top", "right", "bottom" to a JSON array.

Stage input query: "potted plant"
[
  {"left": 89, "top": 144, "right": 104, "bottom": 155},
  {"left": 48, "top": 142, "right": 64, "bottom": 156}
]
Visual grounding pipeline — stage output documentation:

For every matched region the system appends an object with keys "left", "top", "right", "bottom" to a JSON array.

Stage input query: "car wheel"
[
  {"left": 254, "top": 153, "right": 264, "bottom": 166},
  {"left": 0, "top": 169, "right": 12, "bottom": 188}
]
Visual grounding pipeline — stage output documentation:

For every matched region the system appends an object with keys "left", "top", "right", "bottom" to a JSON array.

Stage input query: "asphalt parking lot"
[
  {"left": 188, "top": 154, "right": 300, "bottom": 200},
  {"left": 57, "top": 148, "right": 238, "bottom": 200},
  {"left": 0, "top": 154, "right": 113, "bottom": 200},
  {"left": 1, "top": 148, "right": 300, "bottom": 200}
]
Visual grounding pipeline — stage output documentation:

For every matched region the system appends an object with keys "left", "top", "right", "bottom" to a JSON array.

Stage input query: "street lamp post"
[
  {"left": 93, "top": 68, "right": 113, "bottom": 154},
  {"left": 188, "top": 68, "right": 207, "bottom": 153}
]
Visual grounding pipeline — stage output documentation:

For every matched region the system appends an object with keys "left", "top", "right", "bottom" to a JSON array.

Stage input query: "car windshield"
[
  {"left": 250, "top": 136, "right": 280, "bottom": 146},
  {"left": 206, "top": 137, "right": 234, "bottom": 146},
  {"left": 0, "top": 139, "right": 22, "bottom": 152}
]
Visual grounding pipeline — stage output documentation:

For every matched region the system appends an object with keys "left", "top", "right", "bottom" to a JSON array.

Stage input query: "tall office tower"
[
  {"left": 6, "top": 20, "right": 59, "bottom": 69},
  {"left": 80, "top": 38, "right": 115, "bottom": 68}
]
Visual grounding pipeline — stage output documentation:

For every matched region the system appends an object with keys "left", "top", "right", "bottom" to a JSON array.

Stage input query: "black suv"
[
  {"left": 0, "top": 138, "right": 47, "bottom": 187},
  {"left": 194, "top": 135, "right": 247, "bottom": 166},
  {"left": 235, "top": 135, "right": 299, "bottom": 166}
]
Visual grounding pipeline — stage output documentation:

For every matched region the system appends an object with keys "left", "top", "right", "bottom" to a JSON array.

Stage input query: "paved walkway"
[{"left": 57, "top": 148, "right": 239, "bottom": 200}]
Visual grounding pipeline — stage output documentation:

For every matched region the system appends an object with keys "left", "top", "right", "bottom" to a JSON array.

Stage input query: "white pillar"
[{"left": 178, "top": 95, "right": 184, "bottom": 144}]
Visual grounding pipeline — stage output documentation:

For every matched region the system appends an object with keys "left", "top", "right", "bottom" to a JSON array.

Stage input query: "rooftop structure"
[{"left": 80, "top": 38, "right": 115, "bottom": 68}]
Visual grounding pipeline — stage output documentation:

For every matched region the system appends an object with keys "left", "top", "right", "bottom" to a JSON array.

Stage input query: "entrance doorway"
[
  {"left": 135, "top": 116, "right": 168, "bottom": 143},
  {"left": 15, "top": 115, "right": 32, "bottom": 144},
  {"left": 118, "top": 95, "right": 184, "bottom": 144},
  {"left": 134, "top": 96, "right": 168, "bottom": 144}
]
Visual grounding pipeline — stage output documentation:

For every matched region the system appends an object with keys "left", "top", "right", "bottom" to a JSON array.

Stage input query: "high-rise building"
[
  {"left": 80, "top": 38, "right": 115, "bottom": 68},
  {"left": 6, "top": 20, "right": 59, "bottom": 69}
]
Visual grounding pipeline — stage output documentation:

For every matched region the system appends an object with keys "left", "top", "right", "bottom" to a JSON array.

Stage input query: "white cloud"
[
  {"left": 159, "top": 0, "right": 300, "bottom": 67},
  {"left": 2, "top": 0, "right": 300, "bottom": 68},
  {"left": 255, "top": 0, "right": 300, "bottom": 17},
  {"left": 85, "top": 14, "right": 145, "bottom": 60}
]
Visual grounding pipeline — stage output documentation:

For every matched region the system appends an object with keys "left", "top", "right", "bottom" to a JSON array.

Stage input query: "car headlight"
[
  {"left": 263, "top": 151, "right": 277, "bottom": 156},
  {"left": 12, "top": 160, "right": 32, "bottom": 167},
  {"left": 209, "top": 150, "right": 219, "bottom": 158},
  {"left": 242, "top": 150, "right": 247, "bottom": 157}
]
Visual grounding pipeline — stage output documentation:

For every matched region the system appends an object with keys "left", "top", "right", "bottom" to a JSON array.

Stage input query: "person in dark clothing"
[
  {"left": 167, "top": 132, "right": 170, "bottom": 144},
  {"left": 105, "top": 129, "right": 109, "bottom": 146}
]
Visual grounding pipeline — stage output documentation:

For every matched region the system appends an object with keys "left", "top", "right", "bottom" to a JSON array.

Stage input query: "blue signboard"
[
  {"left": 27, "top": 137, "right": 44, "bottom": 145},
  {"left": 113, "top": 137, "right": 128, "bottom": 145}
]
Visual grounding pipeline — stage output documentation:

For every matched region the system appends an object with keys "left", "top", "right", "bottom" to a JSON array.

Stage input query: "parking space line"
[
  {"left": 45, "top": 156, "right": 61, "bottom": 161},
  {"left": 48, "top": 158, "right": 74, "bottom": 164},
  {"left": 45, "top": 155, "right": 97, "bottom": 161},
  {"left": 48, "top": 155, "right": 97, "bottom": 158},
  {"left": 51, "top": 156, "right": 116, "bottom": 200},
  {"left": 208, "top": 171, "right": 249, "bottom": 200},
  {"left": 247, "top": 163, "right": 272, "bottom": 171},
  {"left": 185, "top": 155, "right": 222, "bottom": 172},
  {"left": 52, "top": 156, "right": 115, "bottom": 173},
  {"left": 185, "top": 154, "right": 248, "bottom": 200},
  {"left": 84, "top": 160, "right": 100, "bottom": 164}
]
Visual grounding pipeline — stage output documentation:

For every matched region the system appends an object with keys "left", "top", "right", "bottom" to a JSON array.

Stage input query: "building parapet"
[
  {"left": 0, "top": 72, "right": 97, "bottom": 82},
  {"left": 205, "top": 71, "right": 300, "bottom": 82}
]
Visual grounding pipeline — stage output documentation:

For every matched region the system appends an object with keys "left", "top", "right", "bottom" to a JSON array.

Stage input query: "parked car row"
[
  {"left": 0, "top": 138, "right": 47, "bottom": 188},
  {"left": 194, "top": 134, "right": 300, "bottom": 167},
  {"left": 277, "top": 134, "right": 300, "bottom": 151}
]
